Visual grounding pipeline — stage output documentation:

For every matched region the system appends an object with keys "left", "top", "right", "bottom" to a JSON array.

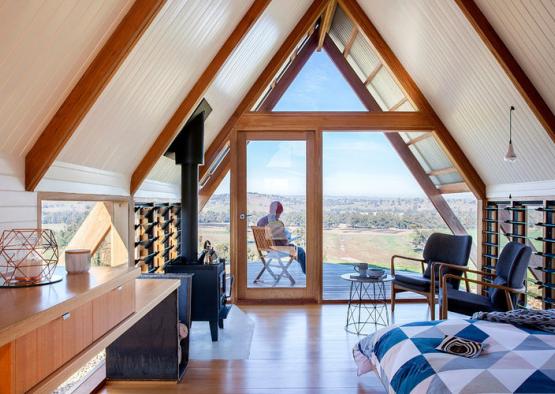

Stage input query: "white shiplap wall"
[
  {"left": 0, "top": 154, "right": 37, "bottom": 231},
  {"left": 359, "top": 0, "right": 555, "bottom": 197},
  {"left": 0, "top": 0, "right": 131, "bottom": 230}
]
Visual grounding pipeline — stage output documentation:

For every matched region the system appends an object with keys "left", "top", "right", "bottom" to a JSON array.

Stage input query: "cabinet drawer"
[
  {"left": 15, "top": 318, "right": 63, "bottom": 393},
  {"left": 93, "top": 280, "right": 135, "bottom": 341},
  {"left": 61, "top": 302, "right": 93, "bottom": 363}
]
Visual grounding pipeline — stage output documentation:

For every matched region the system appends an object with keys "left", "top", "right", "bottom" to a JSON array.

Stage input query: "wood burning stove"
[{"left": 163, "top": 109, "right": 230, "bottom": 341}]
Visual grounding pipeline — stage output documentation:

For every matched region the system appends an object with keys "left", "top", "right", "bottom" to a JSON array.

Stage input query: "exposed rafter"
[
  {"left": 342, "top": 26, "right": 358, "bottom": 57},
  {"left": 24, "top": 0, "right": 165, "bottom": 192},
  {"left": 455, "top": 0, "right": 555, "bottom": 144},
  {"left": 236, "top": 111, "right": 433, "bottom": 131},
  {"left": 388, "top": 97, "right": 408, "bottom": 111},
  {"left": 407, "top": 133, "right": 432, "bottom": 145},
  {"left": 438, "top": 182, "right": 470, "bottom": 194},
  {"left": 364, "top": 63, "right": 382, "bottom": 85},
  {"left": 428, "top": 167, "right": 457, "bottom": 177},
  {"left": 339, "top": 0, "right": 486, "bottom": 199},
  {"left": 199, "top": 0, "right": 328, "bottom": 183},
  {"left": 317, "top": 0, "right": 336, "bottom": 51},
  {"left": 323, "top": 34, "right": 473, "bottom": 251},
  {"left": 130, "top": 0, "right": 271, "bottom": 195}
]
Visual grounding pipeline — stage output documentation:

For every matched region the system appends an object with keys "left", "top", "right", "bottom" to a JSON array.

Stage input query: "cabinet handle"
[
  {"left": 62, "top": 312, "right": 71, "bottom": 320},
  {"left": 116, "top": 285, "right": 123, "bottom": 291}
]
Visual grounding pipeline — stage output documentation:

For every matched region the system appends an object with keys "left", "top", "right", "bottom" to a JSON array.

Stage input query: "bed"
[{"left": 353, "top": 319, "right": 555, "bottom": 393}]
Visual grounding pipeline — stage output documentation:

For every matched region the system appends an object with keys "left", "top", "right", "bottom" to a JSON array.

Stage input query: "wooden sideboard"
[{"left": 0, "top": 266, "right": 180, "bottom": 394}]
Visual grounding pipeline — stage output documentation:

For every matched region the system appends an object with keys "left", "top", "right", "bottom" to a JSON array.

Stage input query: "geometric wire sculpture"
[{"left": 0, "top": 229, "right": 60, "bottom": 287}]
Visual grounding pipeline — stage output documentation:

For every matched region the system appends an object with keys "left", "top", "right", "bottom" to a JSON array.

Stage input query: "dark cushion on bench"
[
  {"left": 443, "top": 288, "right": 495, "bottom": 316},
  {"left": 394, "top": 274, "right": 452, "bottom": 293}
]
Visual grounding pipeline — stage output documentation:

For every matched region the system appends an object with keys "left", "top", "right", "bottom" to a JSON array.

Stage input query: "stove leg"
[{"left": 210, "top": 320, "right": 219, "bottom": 341}]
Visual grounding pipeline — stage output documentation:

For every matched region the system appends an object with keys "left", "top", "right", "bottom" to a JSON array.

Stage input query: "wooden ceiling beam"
[
  {"left": 339, "top": 0, "right": 486, "bottom": 199},
  {"left": 130, "top": 0, "right": 271, "bottom": 195},
  {"left": 317, "top": 0, "right": 336, "bottom": 51},
  {"left": 236, "top": 111, "right": 434, "bottom": 131},
  {"left": 456, "top": 0, "right": 555, "bottom": 144},
  {"left": 200, "top": 0, "right": 328, "bottom": 182},
  {"left": 24, "top": 0, "right": 165, "bottom": 192},
  {"left": 342, "top": 26, "right": 358, "bottom": 57}
]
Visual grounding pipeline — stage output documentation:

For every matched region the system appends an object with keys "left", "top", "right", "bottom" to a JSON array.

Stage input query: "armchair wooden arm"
[
  {"left": 432, "top": 263, "right": 493, "bottom": 294},
  {"left": 390, "top": 254, "right": 425, "bottom": 276},
  {"left": 440, "top": 273, "right": 526, "bottom": 319}
]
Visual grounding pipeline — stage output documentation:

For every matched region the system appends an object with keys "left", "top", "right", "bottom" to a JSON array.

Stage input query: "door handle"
[{"left": 239, "top": 213, "right": 253, "bottom": 220}]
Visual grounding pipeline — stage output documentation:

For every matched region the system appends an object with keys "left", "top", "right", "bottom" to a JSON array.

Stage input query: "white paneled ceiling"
[
  {"left": 203, "top": 0, "right": 312, "bottom": 149},
  {"left": 359, "top": 0, "right": 555, "bottom": 188},
  {"left": 58, "top": 0, "right": 254, "bottom": 176},
  {"left": 476, "top": 0, "right": 555, "bottom": 114},
  {"left": 144, "top": 0, "right": 311, "bottom": 186},
  {"left": 0, "top": 0, "right": 132, "bottom": 157}
]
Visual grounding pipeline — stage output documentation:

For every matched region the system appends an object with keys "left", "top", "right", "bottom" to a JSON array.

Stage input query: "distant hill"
[{"left": 200, "top": 193, "right": 476, "bottom": 229}]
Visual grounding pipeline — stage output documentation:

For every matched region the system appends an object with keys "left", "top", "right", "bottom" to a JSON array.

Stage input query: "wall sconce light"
[{"left": 504, "top": 106, "right": 517, "bottom": 162}]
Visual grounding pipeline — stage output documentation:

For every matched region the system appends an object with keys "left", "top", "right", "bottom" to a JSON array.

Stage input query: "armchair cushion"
[
  {"left": 443, "top": 288, "right": 495, "bottom": 316},
  {"left": 488, "top": 276, "right": 509, "bottom": 310},
  {"left": 395, "top": 273, "right": 453, "bottom": 293}
]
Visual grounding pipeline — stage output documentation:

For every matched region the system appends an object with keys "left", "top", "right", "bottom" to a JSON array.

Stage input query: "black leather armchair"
[
  {"left": 391, "top": 233, "right": 473, "bottom": 320},
  {"left": 439, "top": 241, "right": 531, "bottom": 319}
]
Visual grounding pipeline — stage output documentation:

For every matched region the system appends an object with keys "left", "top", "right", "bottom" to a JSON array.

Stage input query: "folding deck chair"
[{"left": 251, "top": 226, "right": 297, "bottom": 286}]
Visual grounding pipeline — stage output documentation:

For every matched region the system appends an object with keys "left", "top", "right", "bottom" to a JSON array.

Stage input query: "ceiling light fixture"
[{"left": 504, "top": 106, "right": 517, "bottom": 162}]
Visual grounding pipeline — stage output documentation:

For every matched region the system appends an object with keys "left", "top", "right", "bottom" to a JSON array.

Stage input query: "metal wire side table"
[{"left": 341, "top": 273, "right": 393, "bottom": 335}]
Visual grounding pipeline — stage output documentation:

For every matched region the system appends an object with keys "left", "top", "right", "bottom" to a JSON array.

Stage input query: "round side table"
[{"left": 340, "top": 273, "right": 393, "bottom": 335}]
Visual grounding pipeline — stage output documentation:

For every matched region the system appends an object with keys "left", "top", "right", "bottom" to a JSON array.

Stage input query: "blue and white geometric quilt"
[{"left": 353, "top": 319, "right": 555, "bottom": 393}]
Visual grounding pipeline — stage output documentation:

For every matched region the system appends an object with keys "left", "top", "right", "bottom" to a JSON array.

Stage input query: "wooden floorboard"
[{"left": 102, "top": 303, "right": 435, "bottom": 394}]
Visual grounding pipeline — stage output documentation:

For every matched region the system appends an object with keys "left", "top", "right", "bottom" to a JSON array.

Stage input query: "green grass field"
[{"left": 198, "top": 225, "right": 480, "bottom": 273}]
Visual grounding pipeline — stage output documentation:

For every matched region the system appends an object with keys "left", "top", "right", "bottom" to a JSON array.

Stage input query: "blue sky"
[{"left": 217, "top": 51, "right": 425, "bottom": 197}]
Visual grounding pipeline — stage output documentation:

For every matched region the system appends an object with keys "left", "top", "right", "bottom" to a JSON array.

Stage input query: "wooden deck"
[{"left": 246, "top": 262, "right": 421, "bottom": 300}]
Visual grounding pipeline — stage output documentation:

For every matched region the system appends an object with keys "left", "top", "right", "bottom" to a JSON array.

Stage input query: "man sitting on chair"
[{"left": 257, "top": 201, "right": 306, "bottom": 274}]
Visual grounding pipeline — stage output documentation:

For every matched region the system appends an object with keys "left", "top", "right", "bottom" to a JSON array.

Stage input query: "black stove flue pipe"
[{"left": 167, "top": 111, "right": 204, "bottom": 264}]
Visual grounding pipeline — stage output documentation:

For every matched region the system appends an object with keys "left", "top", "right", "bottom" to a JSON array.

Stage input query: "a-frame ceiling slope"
[
  {"left": 138, "top": 0, "right": 318, "bottom": 193},
  {"left": 144, "top": 0, "right": 555, "bottom": 200},
  {"left": 26, "top": 0, "right": 164, "bottom": 191},
  {"left": 54, "top": 0, "right": 258, "bottom": 178},
  {"left": 7, "top": 0, "right": 554, "bottom": 198},
  {"left": 358, "top": 0, "right": 555, "bottom": 189},
  {"left": 0, "top": 0, "right": 132, "bottom": 157},
  {"left": 194, "top": 0, "right": 481, "bottom": 205},
  {"left": 469, "top": 0, "right": 555, "bottom": 141}
]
